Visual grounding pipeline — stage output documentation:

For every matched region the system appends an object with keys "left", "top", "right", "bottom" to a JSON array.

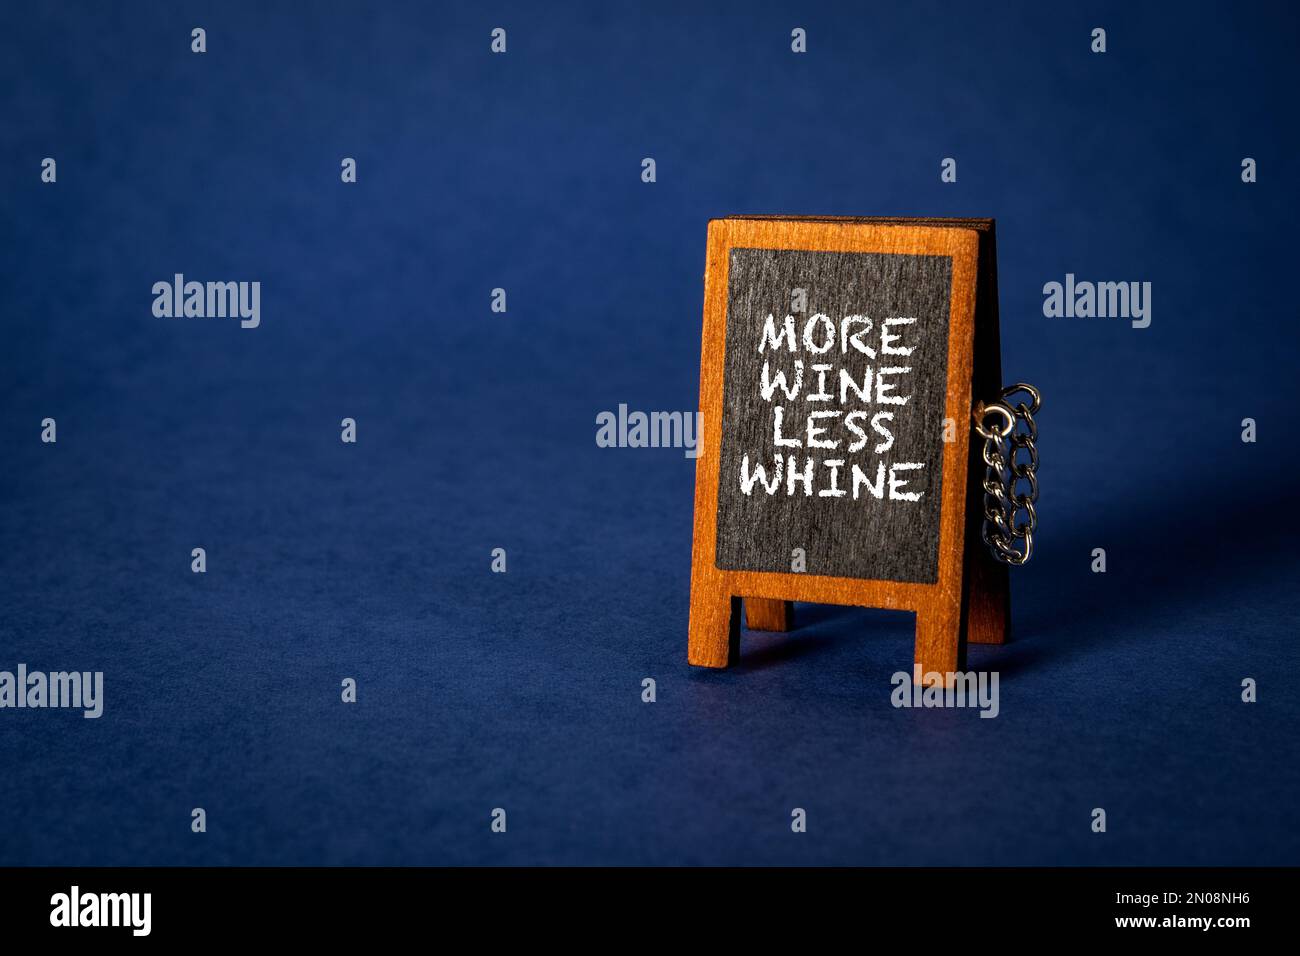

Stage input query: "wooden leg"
[
  {"left": 966, "top": 551, "right": 1010, "bottom": 645},
  {"left": 964, "top": 229, "right": 1011, "bottom": 647},
  {"left": 688, "top": 588, "right": 741, "bottom": 668},
  {"left": 744, "top": 598, "right": 793, "bottom": 632},
  {"left": 914, "top": 597, "right": 963, "bottom": 683}
]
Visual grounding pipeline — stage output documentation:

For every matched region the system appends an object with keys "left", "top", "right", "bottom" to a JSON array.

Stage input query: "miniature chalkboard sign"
[{"left": 687, "top": 217, "right": 1010, "bottom": 680}]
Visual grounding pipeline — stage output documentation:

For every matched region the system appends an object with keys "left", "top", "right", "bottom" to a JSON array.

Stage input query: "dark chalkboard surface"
[{"left": 714, "top": 248, "right": 952, "bottom": 583}]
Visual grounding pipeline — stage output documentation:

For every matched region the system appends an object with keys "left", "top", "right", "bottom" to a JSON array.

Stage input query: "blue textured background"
[{"left": 1, "top": 1, "right": 1297, "bottom": 865}]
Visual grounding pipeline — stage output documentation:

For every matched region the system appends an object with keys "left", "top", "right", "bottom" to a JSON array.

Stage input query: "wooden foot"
[
  {"left": 744, "top": 598, "right": 793, "bottom": 632},
  {"left": 965, "top": 550, "right": 1010, "bottom": 644},
  {"left": 913, "top": 599, "right": 963, "bottom": 683},
  {"left": 688, "top": 592, "right": 741, "bottom": 668}
]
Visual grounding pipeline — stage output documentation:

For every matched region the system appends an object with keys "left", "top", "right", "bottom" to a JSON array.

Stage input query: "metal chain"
[{"left": 972, "top": 383, "right": 1040, "bottom": 566}]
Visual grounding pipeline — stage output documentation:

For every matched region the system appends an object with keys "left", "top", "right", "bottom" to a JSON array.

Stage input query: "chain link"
[{"left": 972, "top": 383, "right": 1040, "bottom": 566}]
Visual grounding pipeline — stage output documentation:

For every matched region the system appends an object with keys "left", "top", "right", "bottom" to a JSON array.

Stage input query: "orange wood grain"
[
  {"left": 744, "top": 598, "right": 793, "bottom": 632},
  {"left": 687, "top": 217, "right": 993, "bottom": 682}
]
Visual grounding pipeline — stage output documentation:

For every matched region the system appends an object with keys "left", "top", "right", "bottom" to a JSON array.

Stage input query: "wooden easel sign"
[{"left": 687, "top": 217, "right": 1010, "bottom": 680}]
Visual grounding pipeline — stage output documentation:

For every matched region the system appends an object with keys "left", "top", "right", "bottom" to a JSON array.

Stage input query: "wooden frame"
[{"left": 687, "top": 217, "right": 1008, "bottom": 681}]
